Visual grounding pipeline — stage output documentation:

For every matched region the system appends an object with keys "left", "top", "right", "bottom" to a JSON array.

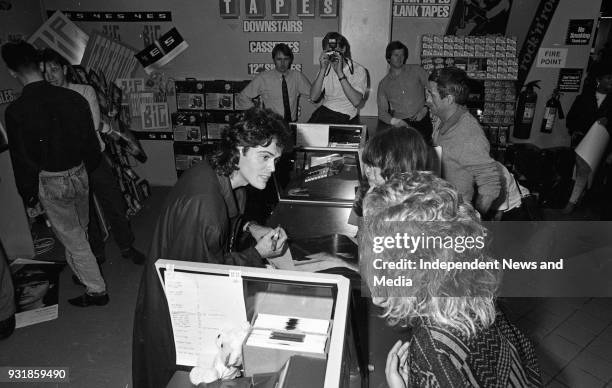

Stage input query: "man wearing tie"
[{"left": 237, "top": 43, "right": 312, "bottom": 122}]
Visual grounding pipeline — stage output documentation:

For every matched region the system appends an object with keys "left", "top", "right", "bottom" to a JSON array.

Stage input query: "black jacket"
[
  {"left": 132, "top": 160, "right": 263, "bottom": 388},
  {"left": 4, "top": 81, "right": 100, "bottom": 206},
  {"left": 566, "top": 90, "right": 612, "bottom": 136}
]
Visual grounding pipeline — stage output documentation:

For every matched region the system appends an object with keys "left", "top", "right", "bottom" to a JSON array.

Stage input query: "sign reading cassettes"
[
  {"left": 248, "top": 63, "right": 302, "bottom": 75},
  {"left": 249, "top": 41, "right": 300, "bottom": 53}
]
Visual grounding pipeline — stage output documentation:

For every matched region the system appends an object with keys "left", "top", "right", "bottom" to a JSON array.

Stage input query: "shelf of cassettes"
[{"left": 420, "top": 34, "right": 518, "bottom": 81}]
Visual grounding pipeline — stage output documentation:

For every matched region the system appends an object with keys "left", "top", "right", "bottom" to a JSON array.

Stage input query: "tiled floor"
[{"left": 501, "top": 297, "right": 612, "bottom": 387}]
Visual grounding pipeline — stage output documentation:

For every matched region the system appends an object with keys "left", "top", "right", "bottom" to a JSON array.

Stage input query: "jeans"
[
  {"left": 38, "top": 164, "right": 106, "bottom": 294},
  {"left": 88, "top": 155, "right": 134, "bottom": 257}
]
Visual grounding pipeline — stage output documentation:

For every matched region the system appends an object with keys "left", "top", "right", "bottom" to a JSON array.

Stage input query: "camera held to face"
[{"left": 325, "top": 38, "right": 341, "bottom": 62}]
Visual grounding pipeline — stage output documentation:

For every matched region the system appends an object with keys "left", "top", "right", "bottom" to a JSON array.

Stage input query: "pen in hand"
[{"left": 271, "top": 227, "right": 280, "bottom": 251}]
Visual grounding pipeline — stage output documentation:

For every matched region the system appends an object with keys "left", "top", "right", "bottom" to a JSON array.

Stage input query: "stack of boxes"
[
  {"left": 172, "top": 80, "right": 250, "bottom": 175},
  {"left": 421, "top": 34, "right": 519, "bottom": 162}
]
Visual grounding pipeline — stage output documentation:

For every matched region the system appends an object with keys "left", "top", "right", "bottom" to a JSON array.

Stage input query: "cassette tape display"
[{"left": 172, "top": 111, "right": 204, "bottom": 143}]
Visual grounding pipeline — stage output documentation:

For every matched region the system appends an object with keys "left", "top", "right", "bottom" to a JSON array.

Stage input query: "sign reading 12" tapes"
[{"left": 248, "top": 63, "right": 302, "bottom": 75}]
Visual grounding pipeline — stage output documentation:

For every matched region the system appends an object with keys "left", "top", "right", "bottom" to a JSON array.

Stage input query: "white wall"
[
  {"left": 340, "top": 0, "right": 392, "bottom": 117},
  {"left": 510, "top": 0, "right": 602, "bottom": 147}
]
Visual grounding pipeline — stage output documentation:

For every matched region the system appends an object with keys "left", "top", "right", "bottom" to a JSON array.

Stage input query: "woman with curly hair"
[{"left": 360, "top": 171, "right": 541, "bottom": 387}]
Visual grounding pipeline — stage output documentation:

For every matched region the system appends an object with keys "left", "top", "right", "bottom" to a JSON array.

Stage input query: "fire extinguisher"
[
  {"left": 540, "top": 89, "right": 564, "bottom": 134},
  {"left": 513, "top": 80, "right": 540, "bottom": 139}
]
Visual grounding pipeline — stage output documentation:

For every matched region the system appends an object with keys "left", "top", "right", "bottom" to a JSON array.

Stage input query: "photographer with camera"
[{"left": 309, "top": 32, "right": 367, "bottom": 124}]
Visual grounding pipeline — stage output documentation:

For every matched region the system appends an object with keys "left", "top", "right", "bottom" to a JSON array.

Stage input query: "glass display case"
[
  {"left": 274, "top": 123, "right": 367, "bottom": 207},
  {"left": 275, "top": 147, "right": 364, "bottom": 207}
]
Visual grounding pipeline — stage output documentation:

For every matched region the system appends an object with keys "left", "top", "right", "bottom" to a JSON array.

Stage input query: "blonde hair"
[{"left": 360, "top": 171, "right": 500, "bottom": 337}]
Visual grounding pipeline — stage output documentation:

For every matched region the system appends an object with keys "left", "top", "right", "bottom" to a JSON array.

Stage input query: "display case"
[
  {"left": 155, "top": 259, "right": 357, "bottom": 388},
  {"left": 275, "top": 123, "right": 367, "bottom": 208}
]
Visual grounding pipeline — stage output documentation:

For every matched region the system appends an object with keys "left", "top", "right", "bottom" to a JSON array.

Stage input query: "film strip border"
[{"left": 46, "top": 10, "right": 172, "bottom": 22}]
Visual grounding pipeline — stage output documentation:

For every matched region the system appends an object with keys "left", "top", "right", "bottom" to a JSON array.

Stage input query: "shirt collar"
[
  {"left": 216, "top": 173, "right": 244, "bottom": 218},
  {"left": 274, "top": 68, "right": 290, "bottom": 79},
  {"left": 438, "top": 105, "right": 467, "bottom": 136},
  {"left": 21, "top": 80, "right": 47, "bottom": 96}
]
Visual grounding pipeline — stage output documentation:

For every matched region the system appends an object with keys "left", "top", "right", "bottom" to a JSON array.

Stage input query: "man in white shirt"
[
  {"left": 309, "top": 32, "right": 368, "bottom": 124},
  {"left": 237, "top": 43, "right": 311, "bottom": 123}
]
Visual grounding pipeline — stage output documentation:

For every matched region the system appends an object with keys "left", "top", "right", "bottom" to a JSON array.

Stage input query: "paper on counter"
[
  {"left": 267, "top": 247, "right": 295, "bottom": 270},
  {"left": 164, "top": 270, "right": 247, "bottom": 367},
  {"left": 293, "top": 252, "right": 359, "bottom": 273}
]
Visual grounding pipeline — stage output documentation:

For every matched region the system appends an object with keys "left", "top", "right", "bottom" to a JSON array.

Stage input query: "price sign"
[{"left": 141, "top": 102, "right": 169, "bottom": 130}]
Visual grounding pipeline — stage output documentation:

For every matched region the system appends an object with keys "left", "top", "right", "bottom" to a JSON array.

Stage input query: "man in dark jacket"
[
  {"left": 2, "top": 41, "right": 107, "bottom": 307},
  {"left": 566, "top": 72, "right": 612, "bottom": 147},
  {"left": 132, "top": 107, "right": 291, "bottom": 388},
  {"left": 564, "top": 72, "right": 612, "bottom": 214}
]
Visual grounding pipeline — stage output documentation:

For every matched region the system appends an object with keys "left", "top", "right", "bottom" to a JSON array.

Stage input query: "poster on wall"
[
  {"left": 80, "top": 31, "right": 139, "bottom": 82},
  {"left": 516, "top": 0, "right": 561, "bottom": 87},
  {"left": 28, "top": 11, "right": 89, "bottom": 65},
  {"left": 140, "top": 101, "right": 170, "bottom": 131},
  {"left": 445, "top": 0, "right": 513, "bottom": 36},
  {"left": 557, "top": 68, "right": 583, "bottom": 92},
  {"left": 566, "top": 19, "right": 594, "bottom": 45}
]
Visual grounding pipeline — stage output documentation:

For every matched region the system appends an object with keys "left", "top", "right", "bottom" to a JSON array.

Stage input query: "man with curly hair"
[{"left": 132, "top": 107, "right": 291, "bottom": 388}]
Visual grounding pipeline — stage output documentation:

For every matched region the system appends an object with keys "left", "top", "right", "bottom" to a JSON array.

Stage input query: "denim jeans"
[{"left": 38, "top": 164, "right": 106, "bottom": 294}]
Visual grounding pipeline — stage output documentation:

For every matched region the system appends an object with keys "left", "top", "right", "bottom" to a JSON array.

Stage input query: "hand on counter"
[{"left": 255, "top": 227, "right": 287, "bottom": 259}]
